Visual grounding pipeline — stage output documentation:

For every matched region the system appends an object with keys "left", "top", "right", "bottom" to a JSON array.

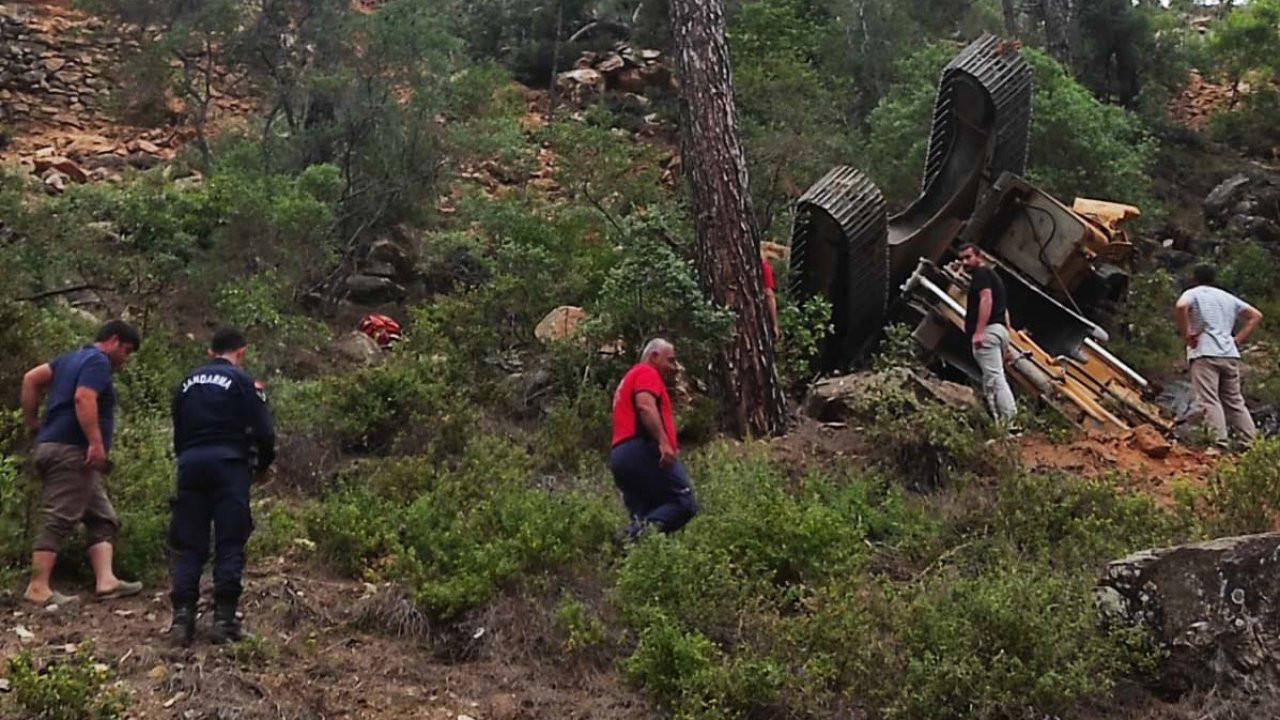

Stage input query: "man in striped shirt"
[{"left": 1175, "top": 264, "right": 1263, "bottom": 446}]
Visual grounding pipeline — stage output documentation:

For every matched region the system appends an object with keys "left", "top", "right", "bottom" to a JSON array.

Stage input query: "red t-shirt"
[
  {"left": 611, "top": 363, "right": 677, "bottom": 450},
  {"left": 761, "top": 257, "right": 776, "bottom": 291}
]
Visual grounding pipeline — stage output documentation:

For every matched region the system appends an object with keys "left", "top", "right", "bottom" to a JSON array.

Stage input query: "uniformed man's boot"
[
  {"left": 210, "top": 602, "right": 245, "bottom": 645},
  {"left": 169, "top": 604, "right": 196, "bottom": 647}
]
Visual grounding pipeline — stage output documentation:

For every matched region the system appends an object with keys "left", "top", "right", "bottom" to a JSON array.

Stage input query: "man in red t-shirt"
[
  {"left": 608, "top": 338, "right": 698, "bottom": 538},
  {"left": 762, "top": 257, "right": 779, "bottom": 337}
]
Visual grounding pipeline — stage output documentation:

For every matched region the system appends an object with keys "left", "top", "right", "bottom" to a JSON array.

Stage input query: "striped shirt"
[{"left": 1177, "top": 285, "right": 1250, "bottom": 360}]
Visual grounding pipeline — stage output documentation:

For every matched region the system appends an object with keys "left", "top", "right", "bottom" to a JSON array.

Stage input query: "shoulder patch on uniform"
[{"left": 254, "top": 380, "right": 267, "bottom": 403}]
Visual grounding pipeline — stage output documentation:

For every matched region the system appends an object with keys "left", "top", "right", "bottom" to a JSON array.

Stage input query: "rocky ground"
[{"left": 0, "top": 558, "right": 652, "bottom": 720}]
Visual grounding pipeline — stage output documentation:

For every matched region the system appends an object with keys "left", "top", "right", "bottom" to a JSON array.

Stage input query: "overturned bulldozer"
[{"left": 789, "top": 35, "right": 1167, "bottom": 433}]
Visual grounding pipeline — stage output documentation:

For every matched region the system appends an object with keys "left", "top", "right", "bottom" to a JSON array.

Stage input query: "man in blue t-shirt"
[{"left": 20, "top": 320, "right": 144, "bottom": 606}]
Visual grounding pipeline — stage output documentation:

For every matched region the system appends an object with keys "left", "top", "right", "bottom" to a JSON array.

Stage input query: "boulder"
[
  {"left": 1205, "top": 174, "right": 1253, "bottom": 221},
  {"left": 535, "top": 306, "right": 587, "bottom": 343},
  {"left": 596, "top": 53, "right": 625, "bottom": 74},
  {"left": 126, "top": 150, "right": 162, "bottom": 169},
  {"left": 1152, "top": 248, "right": 1195, "bottom": 271},
  {"left": 41, "top": 170, "right": 68, "bottom": 194},
  {"left": 344, "top": 274, "right": 406, "bottom": 305},
  {"left": 33, "top": 156, "right": 86, "bottom": 183},
  {"left": 331, "top": 331, "right": 382, "bottom": 364},
  {"left": 366, "top": 238, "right": 415, "bottom": 279},
  {"left": 1097, "top": 534, "right": 1280, "bottom": 697},
  {"left": 1129, "top": 424, "right": 1172, "bottom": 459},
  {"left": 556, "top": 68, "right": 604, "bottom": 101},
  {"left": 82, "top": 152, "right": 128, "bottom": 171},
  {"left": 1228, "top": 214, "right": 1280, "bottom": 244},
  {"left": 804, "top": 368, "right": 977, "bottom": 423},
  {"left": 360, "top": 260, "right": 398, "bottom": 279}
]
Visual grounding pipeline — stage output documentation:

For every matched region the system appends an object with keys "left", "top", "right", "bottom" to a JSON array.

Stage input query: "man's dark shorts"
[{"left": 32, "top": 442, "right": 119, "bottom": 552}]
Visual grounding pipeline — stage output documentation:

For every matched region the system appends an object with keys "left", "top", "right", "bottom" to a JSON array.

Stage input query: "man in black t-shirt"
[{"left": 958, "top": 244, "right": 1016, "bottom": 422}]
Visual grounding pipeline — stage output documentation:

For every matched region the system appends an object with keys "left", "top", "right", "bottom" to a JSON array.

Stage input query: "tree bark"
[
  {"left": 669, "top": 0, "right": 787, "bottom": 437},
  {"left": 1000, "top": 0, "right": 1020, "bottom": 36},
  {"left": 1040, "top": 0, "right": 1075, "bottom": 69}
]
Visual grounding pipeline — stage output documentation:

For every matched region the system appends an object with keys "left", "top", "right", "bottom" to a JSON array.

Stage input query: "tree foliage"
[{"left": 864, "top": 44, "right": 1155, "bottom": 209}]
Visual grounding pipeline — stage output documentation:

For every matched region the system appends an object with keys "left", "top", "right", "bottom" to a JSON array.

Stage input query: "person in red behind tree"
[
  {"left": 762, "top": 256, "right": 780, "bottom": 337},
  {"left": 609, "top": 338, "right": 698, "bottom": 538}
]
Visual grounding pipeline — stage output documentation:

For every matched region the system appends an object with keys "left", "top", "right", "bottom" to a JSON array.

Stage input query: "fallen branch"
[{"left": 14, "top": 284, "right": 112, "bottom": 303}]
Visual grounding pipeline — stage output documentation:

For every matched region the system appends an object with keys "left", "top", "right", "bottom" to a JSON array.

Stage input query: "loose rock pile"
[
  {"left": 555, "top": 44, "right": 671, "bottom": 107},
  {"left": 1167, "top": 71, "right": 1236, "bottom": 132},
  {"left": 1205, "top": 172, "right": 1280, "bottom": 245},
  {"left": 1, "top": 2, "right": 255, "bottom": 192},
  {"left": 0, "top": 3, "right": 121, "bottom": 130}
]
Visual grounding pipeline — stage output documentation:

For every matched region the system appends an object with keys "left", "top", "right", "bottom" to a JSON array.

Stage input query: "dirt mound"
[
  {"left": 768, "top": 414, "right": 1217, "bottom": 508},
  {"left": 1018, "top": 431, "right": 1217, "bottom": 507},
  {"left": 0, "top": 562, "right": 648, "bottom": 719}
]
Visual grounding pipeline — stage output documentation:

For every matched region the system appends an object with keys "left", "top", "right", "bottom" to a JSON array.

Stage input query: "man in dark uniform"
[{"left": 168, "top": 327, "right": 275, "bottom": 646}]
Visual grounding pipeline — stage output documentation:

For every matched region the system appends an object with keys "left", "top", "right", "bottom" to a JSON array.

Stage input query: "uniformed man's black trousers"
[{"left": 168, "top": 457, "right": 253, "bottom": 608}]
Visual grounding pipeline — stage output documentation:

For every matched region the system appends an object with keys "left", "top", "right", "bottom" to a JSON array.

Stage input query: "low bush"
[
  {"left": 1209, "top": 89, "right": 1280, "bottom": 157},
  {"left": 1208, "top": 437, "right": 1280, "bottom": 535},
  {"left": 106, "top": 417, "right": 176, "bottom": 582},
  {"left": 612, "top": 446, "right": 1179, "bottom": 719},
  {"left": 310, "top": 437, "right": 617, "bottom": 620},
  {"left": 6, "top": 643, "right": 129, "bottom": 720},
  {"left": 1109, "top": 268, "right": 1183, "bottom": 378},
  {"left": 877, "top": 561, "right": 1157, "bottom": 720},
  {"left": 553, "top": 595, "right": 607, "bottom": 655},
  {"left": 306, "top": 351, "right": 477, "bottom": 456}
]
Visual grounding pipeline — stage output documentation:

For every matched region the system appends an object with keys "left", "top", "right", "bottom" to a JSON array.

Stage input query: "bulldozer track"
[{"left": 790, "top": 34, "right": 1032, "bottom": 368}]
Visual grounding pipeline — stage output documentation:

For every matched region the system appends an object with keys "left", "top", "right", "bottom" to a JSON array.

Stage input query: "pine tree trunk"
[
  {"left": 1040, "top": 0, "right": 1075, "bottom": 69},
  {"left": 668, "top": 0, "right": 787, "bottom": 437},
  {"left": 1000, "top": 0, "right": 1020, "bottom": 36}
]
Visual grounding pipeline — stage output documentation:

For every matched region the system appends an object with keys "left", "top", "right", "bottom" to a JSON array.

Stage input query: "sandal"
[
  {"left": 25, "top": 591, "right": 81, "bottom": 608},
  {"left": 95, "top": 580, "right": 143, "bottom": 601}
]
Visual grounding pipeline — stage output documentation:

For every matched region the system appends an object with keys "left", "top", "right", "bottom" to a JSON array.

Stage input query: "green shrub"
[
  {"left": 624, "top": 624, "right": 785, "bottom": 720},
  {"left": 880, "top": 561, "right": 1156, "bottom": 720},
  {"left": 394, "top": 438, "right": 616, "bottom": 619},
  {"left": 852, "top": 374, "right": 992, "bottom": 482},
  {"left": 1109, "top": 268, "right": 1183, "bottom": 378},
  {"left": 611, "top": 446, "right": 1176, "bottom": 719},
  {"left": 613, "top": 445, "right": 912, "bottom": 634},
  {"left": 246, "top": 498, "right": 306, "bottom": 558},
  {"left": 1219, "top": 240, "right": 1278, "bottom": 303},
  {"left": 106, "top": 417, "right": 177, "bottom": 582},
  {"left": 312, "top": 438, "right": 616, "bottom": 620},
  {"left": 6, "top": 644, "right": 129, "bottom": 720},
  {"left": 536, "top": 384, "right": 612, "bottom": 472},
  {"left": 1207, "top": 0, "right": 1280, "bottom": 156},
  {"left": 0, "top": 440, "right": 32, "bottom": 573},
  {"left": 776, "top": 296, "right": 833, "bottom": 393},
  {"left": 586, "top": 237, "right": 732, "bottom": 379},
  {"left": 1209, "top": 437, "right": 1280, "bottom": 535},
  {"left": 311, "top": 351, "right": 476, "bottom": 455},
  {"left": 1209, "top": 88, "right": 1280, "bottom": 157},
  {"left": 213, "top": 270, "right": 328, "bottom": 373},
  {"left": 307, "top": 483, "right": 404, "bottom": 579},
  {"left": 553, "top": 595, "right": 607, "bottom": 654},
  {"left": 992, "top": 471, "right": 1192, "bottom": 568}
]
